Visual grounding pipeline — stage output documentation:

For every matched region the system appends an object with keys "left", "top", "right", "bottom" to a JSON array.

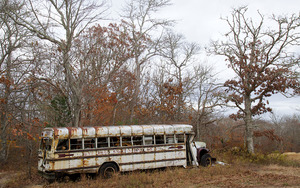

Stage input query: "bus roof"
[{"left": 41, "top": 124, "right": 194, "bottom": 139}]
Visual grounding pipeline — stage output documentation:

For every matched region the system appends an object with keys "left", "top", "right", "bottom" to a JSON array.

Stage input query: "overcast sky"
[
  {"left": 112, "top": 0, "right": 300, "bottom": 118},
  {"left": 160, "top": 0, "right": 300, "bottom": 44},
  {"left": 162, "top": 0, "right": 300, "bottom": 118}
]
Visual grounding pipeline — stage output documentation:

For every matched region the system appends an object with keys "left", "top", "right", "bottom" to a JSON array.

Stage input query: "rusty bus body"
[{"left": 38, "top": 124, "right": 212, "bottom": 179}]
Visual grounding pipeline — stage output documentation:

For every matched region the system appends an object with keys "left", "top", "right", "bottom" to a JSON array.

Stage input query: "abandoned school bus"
[{"left": 38, "top": 124, "right": 214, "bottom": 179}]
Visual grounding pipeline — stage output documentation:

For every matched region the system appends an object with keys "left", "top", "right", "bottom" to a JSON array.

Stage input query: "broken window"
[
  {"left": 122, "top": 136, "right": 132, "bottom": 146},
  {"left": 166, "top": 135, "right": 175, "bottom": 143},
  {"left": 132, "top": 136, "right": 143, "bottom": 146},
  {"left": 56, "top": 139, "right": 69, "bottom": 151},
  {"left": 40, "top": 138, "right": 52, "bottom": 151},
  {"left": 70, "top": 139, "right": 83, "bottom": 150},
  {"left": 97, "top": 137, "right": 108, "bottom": 148},
  {"left": 110, "top": 137, "right": 120, "bottom": 147},
  {"left": 176, "top": 134, "right": 185, "bottom": 143},
  {"left": 84, "top": 138, "right": 95, "bottom": 149},
  {"left": 155, "top": 135, "right": 165, "bottom": 144},
  {"left": 144, "top": 136, "right": 154, "bottom": 145}
]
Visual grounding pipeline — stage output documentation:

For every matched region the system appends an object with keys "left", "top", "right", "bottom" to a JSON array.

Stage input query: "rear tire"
[
  {"left": 99, "top": 163, "right": 118, "bottom": 179},
  {"left": 200, "top": 153, "right": 212, "bottom": 167}
]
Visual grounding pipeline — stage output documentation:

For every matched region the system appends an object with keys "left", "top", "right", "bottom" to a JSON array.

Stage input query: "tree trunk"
[
  {"left": 63, "top": 47, "right": 81, "bottom": 127},
  {"left": 196, "top": 120, "right": 201, "bottom": 141},
  {"left": 0, "top": 84, "right": 9, "bottom": 163},
  {"left": 244, "top": 95, "right": 254, "bottom": 153},
  {"left": 130, "top": 58, "right": 141, "bottom": 124},
  {"left": 0, "top": 135, "right": 8, "bottom": 164},
  {"left": 0, "top": 53, "right": 11, "bottom": 163}
]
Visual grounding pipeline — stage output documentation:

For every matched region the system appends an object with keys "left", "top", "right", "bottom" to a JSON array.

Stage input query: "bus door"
[
  {"left": 186, "top": 134, "right": 198, "bottom": 166},
  {"left": 40, "top": 137, "right": 53, "bottom": 168}
]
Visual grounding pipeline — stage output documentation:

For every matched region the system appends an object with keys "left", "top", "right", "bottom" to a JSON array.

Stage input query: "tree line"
[{"left": 0, "top": 0, "right": 299, "bottom": 167}]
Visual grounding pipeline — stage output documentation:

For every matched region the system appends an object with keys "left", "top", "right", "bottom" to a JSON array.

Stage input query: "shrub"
[{"left": 214, "top": 147, "right": 300, "bottom": 167}]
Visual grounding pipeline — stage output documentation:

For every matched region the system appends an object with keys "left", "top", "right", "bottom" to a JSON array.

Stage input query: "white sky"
[
  {"left": 163, "top": 0, "right": 299, "bottom": 42},
  {"left": 111, "top": 0, "right": 300, "bottom": 118}
]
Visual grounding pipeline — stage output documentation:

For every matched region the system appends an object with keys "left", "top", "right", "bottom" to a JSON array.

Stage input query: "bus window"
[
  {"left": 155, "top": 135, "right": 165, "bottom": 144},
  {"left": 97, "top": 137, "right": 108, "bottom": 148},
  {"left": 132, "top": 136, "right": 143, "bottom": 146},
  {"left": 122, "top": 137, "right": 132, "bottom": 146},
  {"left": 56, "top": 139, "right": 69, "bottom": 151},
  {"left": 70, "top": 139, "right": 83, "bottom": 150},
  {"left": 84, "top": 138, "right": 95, "bottom": 149},
  {"left": 144, "top": 136, "right": 154, "bottom": 145},
  {"left": 166, "top": 135, "right": 175, "bottom": 143},
  {"left": 176, "top": 134, "right": 184, "bottom": 143},
  {"left": 110, "top": 137, "right": 120, "bottom": 147},
  {"left": 40, "top": 138, "right": 52, "bottom": 151}
]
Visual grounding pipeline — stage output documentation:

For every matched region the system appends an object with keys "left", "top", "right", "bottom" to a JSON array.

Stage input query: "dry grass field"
[
  {"left": 1, "top": 152, "right": 300, "bottom": 188},
  {"left": 284, "top": 152, "right": 300, "bottom": 162}
]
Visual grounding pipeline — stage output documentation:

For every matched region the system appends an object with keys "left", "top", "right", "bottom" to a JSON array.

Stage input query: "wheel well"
[
  {"left": 99, "top": 161, "right": 119, "bottom": 173},
  {"left": 197, "top": 148, "right": 209, "bottom": 161}
]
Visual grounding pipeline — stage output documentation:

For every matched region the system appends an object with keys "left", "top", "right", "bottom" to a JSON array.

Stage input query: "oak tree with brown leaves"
[{"left": 211, "top": 7, "right": 300, "bottom": 153}]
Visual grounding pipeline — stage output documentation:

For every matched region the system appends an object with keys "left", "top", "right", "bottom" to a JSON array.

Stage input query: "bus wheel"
[
  {"left": 99, "top": 163, "right": 118, "bottom": 179},
  {"left": 200, "top": 153, "right": 212, "bottom": 167}
]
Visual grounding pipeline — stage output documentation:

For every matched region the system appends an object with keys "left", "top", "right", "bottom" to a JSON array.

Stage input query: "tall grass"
[
  {"left": 2, "top": 147, "right": 300, "bottom": 187},
  {"left": 213, "top": 147, "right": 300, "bottom": 167}
]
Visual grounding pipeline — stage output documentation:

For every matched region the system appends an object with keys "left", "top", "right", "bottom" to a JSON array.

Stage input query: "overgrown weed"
[
  {"left": 2, "top": 147, "right": 299, "bottom": 187},
  {"left": 214, "top": 147, "right": 300, "bottom": 167},
  {"left": 3, "top": 161, "right": 300, "bottom": 188}
]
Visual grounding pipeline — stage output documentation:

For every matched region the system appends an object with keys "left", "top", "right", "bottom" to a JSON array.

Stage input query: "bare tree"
[
  {"left": 270, "top": 113, "right": 300, "bottom": 152},
  {"left": 5, "top": 0, "right": 108, "bottom": 127},
  {"left": 159, "top": 31, "right": 200, "bottom": 121},
  {"left": 192, "top": 65, "right": 226, "bottom": 140},
  {"left": 121, "top": 0, "right": 173, "bottom": 123},
  {"left": 0, "top": 0, "right": 32, "bottom": 163},
  {"left": 211, "top": 7, "right": 300, "bottom": 153}
]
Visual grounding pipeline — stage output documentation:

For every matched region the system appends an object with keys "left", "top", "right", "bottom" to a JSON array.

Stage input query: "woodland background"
[{"left": 0, "top": 0, "right": 299, "bottom": 178}]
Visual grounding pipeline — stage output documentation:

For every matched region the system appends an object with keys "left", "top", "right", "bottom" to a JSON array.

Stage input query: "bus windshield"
[{"left": 40, "top": 138, "right": 52, "bottom": 151}]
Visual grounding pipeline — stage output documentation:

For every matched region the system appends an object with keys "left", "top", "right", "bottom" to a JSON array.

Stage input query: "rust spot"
[
  {"left": 50, "top": 161, "right": 55, "bottom": 170},
  {"left": 66, "top": 127, "right": 73, "bottom": 138},
  {"left": 53, "top": 128, "right": 59, "bottom": 139},
  {"left": 83, "top": 158, "right": 90, "bottom": 167},
  {"left": 82, "top": 128, "right": 88, "bottom": 136},
  {"left": 58, "top": 154, "right": 74, "bottom": 158},
  {"left": 66, "top": 127, "right": 79, "bottom": 138},
  {"left": 168, "top": 146, "right": 183, "bottom": 149}
]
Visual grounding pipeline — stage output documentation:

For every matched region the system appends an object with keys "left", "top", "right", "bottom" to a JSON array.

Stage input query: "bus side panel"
[
  {"left": 165, "top": 149, "right": 175, "bottom": 167},
  {"left": 108, "top": 148, "right": 122, "bottom": 169},
  {"left": 132, "top": 147, "right": 145, "bottom": 170},
  {"left": 53, "top": 153, "right": 70, "bottom": 171},
  {"left": 155, "top": 146, "right": 167, "bottom": 168},
  {"left": 96, "top": 150, "right": 110, "bottom": 168},
  {"left": 83, "top": 150, "right": 97, "bottom": 173},
  {"left": 119, "top": 147, "right": 156, "bottom": 171},
  {"left": 141, "top": 153, "right": 155, "bottom": 169},
  {"left": 143, "top": 147, "right": 155, "bottom": 169},
  {"left": 175, "top": 147, "right": 187, "bottom": 167},
  {"left": 120, "top": 148, "right": 133, "bottom": 171},
  {"left": 69, "top": 151, "right": 82, "bottom": 173}
]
